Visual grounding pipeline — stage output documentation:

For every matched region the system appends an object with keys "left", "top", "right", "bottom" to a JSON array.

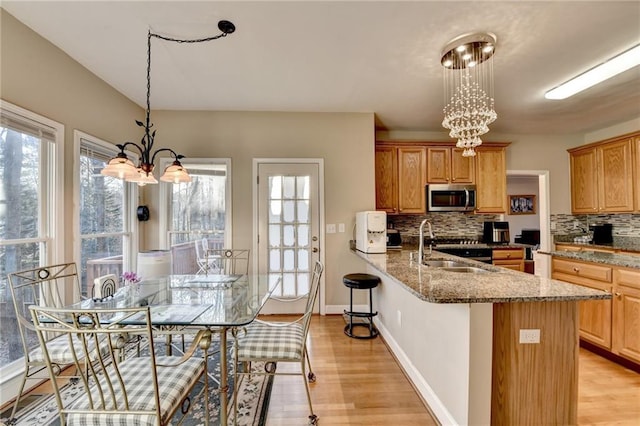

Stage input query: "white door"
[{"left": 256, "top": 161, "right": 322, "bottom": 314}]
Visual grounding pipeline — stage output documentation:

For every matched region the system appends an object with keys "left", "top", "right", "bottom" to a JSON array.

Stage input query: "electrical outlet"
[
  {"left": 338, "top": 223, "right": 345, "bottom": 233},
  {"left": 519, "top": 329, "right": 540, "bottom": 344},
  {"left": 551, "top": 222, "right": 557, "bottom": 230}
]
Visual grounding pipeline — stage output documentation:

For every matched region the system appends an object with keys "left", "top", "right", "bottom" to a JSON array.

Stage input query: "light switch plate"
[
  {"left": 519, "top": 329, "right": 540, "bottom": 344},
  {"left": 326, "top": 224, "right": 336, "bottom": 234}
]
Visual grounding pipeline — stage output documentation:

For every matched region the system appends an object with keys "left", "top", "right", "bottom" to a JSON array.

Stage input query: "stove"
[{"left": 427, "top": 238, "right": 493, "bottom": 263}]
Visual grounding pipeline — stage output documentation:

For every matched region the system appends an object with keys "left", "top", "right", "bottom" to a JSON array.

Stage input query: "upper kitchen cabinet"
[
  {"left": 426, "top": 147, "right": 475, "bottom": 184},
  {"left": 475, "top": 145, "right": 508, "bottom": 213},
  {"left": 375, "top": 143, "right": 426, "bottom": 214},
  {"left": 635, "top": 136, "right": 640, "bottom": 211},
  {"left": 568, "top": 132, "right": 638, "bottom": 214}
]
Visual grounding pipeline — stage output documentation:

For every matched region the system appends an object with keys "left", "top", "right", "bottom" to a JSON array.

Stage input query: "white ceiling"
[{"left": 3, "top": 1, "right": 640, "bottom": 134}]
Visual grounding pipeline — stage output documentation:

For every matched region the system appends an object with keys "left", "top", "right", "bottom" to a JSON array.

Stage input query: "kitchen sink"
[
  {"left": 423, "top": 260, "right": 470, "bottom": 268},
  {"left": 440, "top": 266, "right": 490, "bottom": 274}
]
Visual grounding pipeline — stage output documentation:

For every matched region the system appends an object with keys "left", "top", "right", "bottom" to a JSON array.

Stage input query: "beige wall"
[
  {"left": 145, "top": 110, "right": 376, "bottom": 306},
  {"left": 1, "top": 9, "right": 143, "bottom": 262},
  {"left": 376, "top": 130, "right": 583, "bottom": 214}
]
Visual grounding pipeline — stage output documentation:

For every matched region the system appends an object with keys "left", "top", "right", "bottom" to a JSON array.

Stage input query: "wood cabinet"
[
  {"left": 375, "top": 144, "right": 426, "bottom": 214},
  {"left": 554, "top": 242, "right": 615, "bottom": 253},
  {"left": 375, "top": 141, "right": 509, "bottom": 214},
  {"left": 569, "top": 148, "right": 599, "bottom": 213},
  {"left": 475, "top": 146, "right": 507, "bottom": 213},
  {"left": 635, "top": 136, "right": 640, "bottom": 211},
  {"left": 568, "top": 133, "right": 637, "bottom": 214},
  {"left": 552, "top": 256, "right": 640, "bottom": 365},
  {"left": 613, "top": 267, "right": 640, "bottom": 364},
  {"left": 552, "top": 257, "right": 613, "bottom": 349},
  {"left": 426, "top": 147, "right": 474, "bottom": 184},
  {"left": 492, "top": 248, "right": 524, "bottom": 271}
]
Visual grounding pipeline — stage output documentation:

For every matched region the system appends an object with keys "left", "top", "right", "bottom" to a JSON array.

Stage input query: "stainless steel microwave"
[{"left": 426, "top": 184, "right": 476, "bottom": 212}]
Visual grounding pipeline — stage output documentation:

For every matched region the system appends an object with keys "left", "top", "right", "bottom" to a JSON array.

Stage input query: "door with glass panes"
[{"left": 257, "top": 162, "right": 321, "bottom": 314}]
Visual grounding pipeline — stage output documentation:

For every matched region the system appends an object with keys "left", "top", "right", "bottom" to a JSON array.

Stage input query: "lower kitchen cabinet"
[
  {"left": 552, "top": 257, "right": 640, "bottom": 365},
  {"left": 613, "top": 267, "right": 640, "bottom": 363},
  {"left": 492, "top": 248, "right": 524, "bottom": 272}
]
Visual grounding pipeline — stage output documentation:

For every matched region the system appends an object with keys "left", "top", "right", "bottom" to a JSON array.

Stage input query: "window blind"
[{"left": 0, "top": 109, "right": 56, "bottom": 142}]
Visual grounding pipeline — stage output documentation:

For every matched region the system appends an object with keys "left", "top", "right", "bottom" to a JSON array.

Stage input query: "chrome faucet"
[{"left": 418, "top": 219, "right": 434, "bottom": 261}]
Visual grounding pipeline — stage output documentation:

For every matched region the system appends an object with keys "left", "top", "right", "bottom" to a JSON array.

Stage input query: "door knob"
[{"left": 312, "top": 247, "right": 319, "bottom": 253}]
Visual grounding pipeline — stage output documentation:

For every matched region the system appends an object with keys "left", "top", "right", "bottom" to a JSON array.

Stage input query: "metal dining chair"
[
  {"left": 232, "top": 261, "right": 323, "bottom": 426},
  {"left": 205, "top": 248, "right": 250, "bottom": 275},
  {"left": 29, "top": 305, "right": 211, "bottom": 426},
  {"left": 6, "top": 262, "right": 85, "bottom": 423},
  {"left": 93, "top": 273, "right": 119, "bottom": 299}
]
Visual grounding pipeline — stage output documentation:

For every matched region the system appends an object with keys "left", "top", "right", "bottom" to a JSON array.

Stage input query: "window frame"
[
  {"left": 158, "top": 157, "right": 232, "bottom": 249},
  {"left": 72, "top": 130, "right": 139, "bottom": 293},
  {"left": 0, "top": 99, "right": 65, "bottom": 399}
]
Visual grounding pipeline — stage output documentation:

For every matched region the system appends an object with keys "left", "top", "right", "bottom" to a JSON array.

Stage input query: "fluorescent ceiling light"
[{"left": 545, "top": 44, "right": 640, "bottom": 100}]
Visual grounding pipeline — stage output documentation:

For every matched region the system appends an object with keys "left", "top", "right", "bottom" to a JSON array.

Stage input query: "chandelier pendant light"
[
  {"left": 101, "top": 20, "right": 236, "bottom": 185},
  {"left": 441, "top": 32, "right": 497, "bottom": 157}
]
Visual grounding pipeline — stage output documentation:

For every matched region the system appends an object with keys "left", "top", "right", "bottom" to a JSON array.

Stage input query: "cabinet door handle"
[
  {"left": 506, "top": 253, "right": 511, "bottom": 258},
  {"left": 573, "top": 267, "right": 580, "bottom": 273},
  {"left": 615, "top": 292, "right": 622, "bottom": 298}
]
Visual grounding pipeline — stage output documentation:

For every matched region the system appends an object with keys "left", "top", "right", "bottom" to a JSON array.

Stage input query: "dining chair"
[
  {"left": 195, "top": 238, "right": 215, "bottom": 274},
  {"left": 93, "top": 273, "right": 119, "bottom": 299},
  {"left": 29, "top": 305, "right": 211, "bottom": 426},
  {"left": 205, "top": 248, "right": 250, "bottom": 275},
  {"left": 6, "top": 262, "right": 85, "bottom": 423},
  {"left": 232, "top": 261, "right": 324, "bottom": 426}
]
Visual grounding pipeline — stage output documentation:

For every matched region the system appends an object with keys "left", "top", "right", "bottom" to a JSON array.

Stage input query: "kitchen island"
[{"left": 351, "top": 247, "right": 609, "bottom": 426}]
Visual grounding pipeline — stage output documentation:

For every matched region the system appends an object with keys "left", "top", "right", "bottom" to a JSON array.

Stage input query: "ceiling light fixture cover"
[
  {"left": 545, "top": 44, "right": 640, "bottom": 100},
  {"left": 441, "top": 32, "right": 497, "bottom": 157},
  {"left": 101, "top": 20, "right": 236, "bottom": 185}
]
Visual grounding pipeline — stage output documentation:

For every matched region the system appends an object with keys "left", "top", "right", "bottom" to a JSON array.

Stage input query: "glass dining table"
[{"left": 70, "top": 273, "right": 281, "bottom": 425}]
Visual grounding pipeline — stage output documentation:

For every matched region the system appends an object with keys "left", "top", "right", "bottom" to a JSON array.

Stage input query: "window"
[
  {"left": 159, "top": 159, "right": 231, "bottom": 273},
  {"left": 74, "top": 131, "right": 137, "bottom": 297},
  {"left": 0, "top": 100, "right": 64, "bottom": 373}
]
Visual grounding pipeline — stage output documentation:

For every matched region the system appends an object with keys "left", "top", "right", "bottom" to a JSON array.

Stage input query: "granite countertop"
[
  {"left": 554, "top": 234, "right": 640, "bottom": 253},
  {"left": 351, "top": 247, "right": 610, "bottom": 304},
  {"left": 549, "top": 250, "right": 640, "bottom": 269}
]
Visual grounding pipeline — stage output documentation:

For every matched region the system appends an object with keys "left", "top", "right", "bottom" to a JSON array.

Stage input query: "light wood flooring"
[{"left": 266, "top": 315, "right": 640, "bottom": 426}]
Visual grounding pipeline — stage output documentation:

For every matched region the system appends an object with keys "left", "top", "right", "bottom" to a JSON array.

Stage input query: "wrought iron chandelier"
[
  {"left": 101, "top": 20, "right": 236, "bottom": 185},
  {"left": 441, "top": 32, "right": 497, "bottom": 157}
]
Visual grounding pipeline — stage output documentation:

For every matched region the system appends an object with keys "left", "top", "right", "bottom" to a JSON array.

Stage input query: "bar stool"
[{"left": 343, "top": 273, "right": 380, "bottom": 339}]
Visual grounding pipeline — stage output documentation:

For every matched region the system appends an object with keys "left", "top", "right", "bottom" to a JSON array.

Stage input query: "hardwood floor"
[
  {"left": 266, "top": 315, "right": 640, "bottom": 426},
  {"left": 4, "top": 315, "right": 639, "bottom": 425}
]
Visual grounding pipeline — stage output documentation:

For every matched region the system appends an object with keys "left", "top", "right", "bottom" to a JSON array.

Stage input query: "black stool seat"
[
  {"left": 343, "top": 273, "right": 380, "bottom": 289},
  {"left": 343, "top": 273, "right": 380, "bottom": 339}
]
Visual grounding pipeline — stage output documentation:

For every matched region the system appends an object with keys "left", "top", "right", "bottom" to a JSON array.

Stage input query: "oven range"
[{"left": 428, "top": 238, "right": 493, "bottom": 264}]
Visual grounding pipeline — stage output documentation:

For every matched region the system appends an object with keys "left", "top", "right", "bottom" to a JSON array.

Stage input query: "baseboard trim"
[{"left": 374, "top": 318, "right": 458, "bottom": 426}]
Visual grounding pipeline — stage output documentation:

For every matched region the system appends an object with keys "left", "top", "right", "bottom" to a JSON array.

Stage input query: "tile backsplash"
[
  {"left": 551, "top": 213, "right": 640, "bottom": 237},
  {"left": 388, "top": 212, "right": 501, "bottom": 238}
]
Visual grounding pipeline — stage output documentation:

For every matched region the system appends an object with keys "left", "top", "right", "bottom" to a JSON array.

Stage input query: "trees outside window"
[
  {"left": 0, "top": 101, "right": 64, "bottom": 372},
  {"left": 75, "top": 131, "right": 137, "bottom": 297},
  {"left": 160, "top": 159, "right": 231, "bottom": 273}
]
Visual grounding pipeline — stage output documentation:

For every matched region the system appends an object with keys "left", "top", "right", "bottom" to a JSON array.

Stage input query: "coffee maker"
[{"left": 483, "top": 221, "right": 510, "bottom": 244}]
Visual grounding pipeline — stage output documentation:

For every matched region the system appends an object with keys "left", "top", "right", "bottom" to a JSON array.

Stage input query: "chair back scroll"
[
  {"left": 205, "top": 249, "right": 250, "bottom": 275},
  {"left": 8, "top": 263, "right": 82, "bottom": 357},
  {"left": 301, "top": 261, "right": 324, "bottom": 338},
  {"left": 93, "top": 274, "right": 119, "bottom": 298}
]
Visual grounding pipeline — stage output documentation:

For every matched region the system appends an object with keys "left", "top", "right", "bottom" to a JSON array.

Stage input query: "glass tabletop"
[{"left": 73, "top": 274, "right": 281, "bottom": 327}]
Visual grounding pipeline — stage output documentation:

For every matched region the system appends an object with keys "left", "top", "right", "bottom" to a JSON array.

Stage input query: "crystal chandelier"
[
  {"left": 101, "top": 20, "right": 236, "bottom": 185},
  {"left": 441, "top": 33, "right": 497, "bottom": 157}
]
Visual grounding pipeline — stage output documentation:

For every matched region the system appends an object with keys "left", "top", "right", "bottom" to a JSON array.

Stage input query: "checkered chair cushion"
[
  {"left": 236, "top": 322, "right": 305, "bottom": 361},
  {"left": 67, "top": 356, "right": 204, "bottom": 426},
  {"left": 29, "top": 333, "right": 107, "bottom": 364}
]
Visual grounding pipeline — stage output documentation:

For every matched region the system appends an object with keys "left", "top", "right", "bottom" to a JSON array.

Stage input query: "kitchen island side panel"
[
  {"left": 370, "top": 264, "right": 493, "bottom": 425},
  {"left": 492, "top": 301, "right": 579, "bottom": 425}
]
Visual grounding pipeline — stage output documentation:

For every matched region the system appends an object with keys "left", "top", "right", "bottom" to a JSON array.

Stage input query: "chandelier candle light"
[
  {"left": 101, "top": 20, "right": 236, "bottom": 185},
  {"left": 441, "top": 32, "right": 497, "bottom": 157}
]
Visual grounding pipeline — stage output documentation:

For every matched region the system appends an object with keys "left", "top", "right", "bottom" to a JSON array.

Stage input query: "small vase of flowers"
[{"left": 121, "top": 271, "right": 140, "bottom": 286}]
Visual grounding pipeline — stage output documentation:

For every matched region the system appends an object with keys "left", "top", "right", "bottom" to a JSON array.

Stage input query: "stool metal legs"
[{"left": 344, "top": 287, "right": 379, "bottom": 339}]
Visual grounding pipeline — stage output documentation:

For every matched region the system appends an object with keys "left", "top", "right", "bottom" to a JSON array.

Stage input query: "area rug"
[{"left": 1, "top": 341, "right": 273, "bottom": 426}]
